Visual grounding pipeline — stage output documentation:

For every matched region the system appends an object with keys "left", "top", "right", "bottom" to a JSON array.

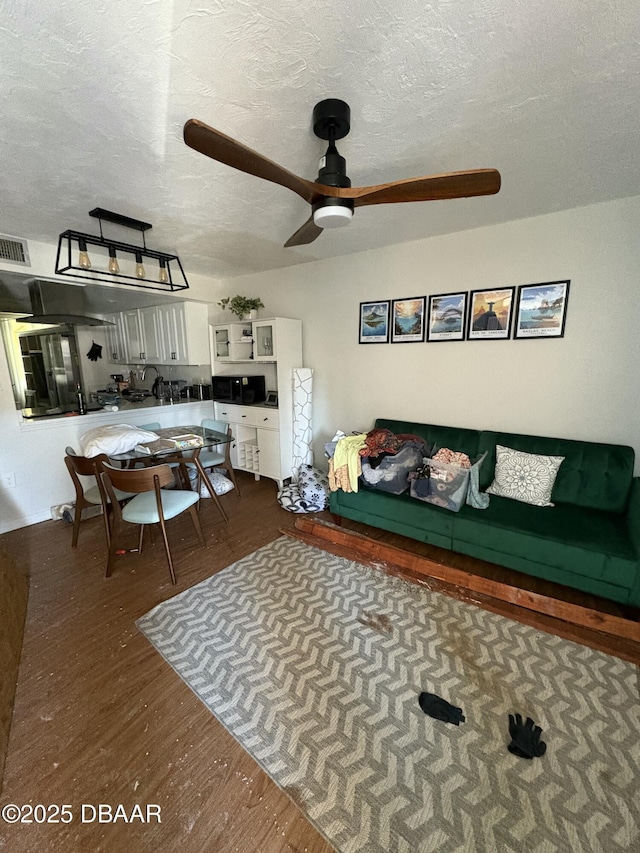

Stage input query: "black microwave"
[{"left": 212, "top": 375, "right": 266, "bottom": 405}]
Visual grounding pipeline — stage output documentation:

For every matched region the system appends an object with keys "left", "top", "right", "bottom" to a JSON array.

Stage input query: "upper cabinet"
[
  {"left": 253, "top": 320, "right": 276, "bottom": 361},
  {"left": 103, "top": 313, "right": 129, "bottom": 364},
  {"left": 156, "top": 302, "right": 209, "bottom": 366},
  {"left": 211, "top": 318, "right": 301, "bottom": 366},
  {"left": 106, "top": 301, "right": 210, "bottom": 366},
  {"left": 121, "top": 308, "right": 162, "bottom": 363},
  {"left": 213, "top": 322, "right": 253, "bottom": 362}
]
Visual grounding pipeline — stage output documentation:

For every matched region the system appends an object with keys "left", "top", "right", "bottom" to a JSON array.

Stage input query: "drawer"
[
  {"left": 215, "top": 403, "right": 280, "bottom": 430},
  {"left": 251, "top": 408, "right": 280, "bottom": 430},
  {"left": 214, "top": 403, "right": 246, "bottom": 423}
]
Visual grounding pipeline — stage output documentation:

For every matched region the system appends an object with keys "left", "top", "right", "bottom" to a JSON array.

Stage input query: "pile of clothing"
[{"left": 327, "top": 428, "right": 429, "bottom": 494}]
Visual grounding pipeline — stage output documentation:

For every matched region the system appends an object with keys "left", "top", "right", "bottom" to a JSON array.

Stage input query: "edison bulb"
[
  {"left": 108, "top": 248, "right": 120, "bottom": 274},
  {"left": 135, "top": 253, "right": 146, "bottom": 279},
  {"left": 78, "top": 239, "right": 91, "bottom": 269},
  {"left": 158, "top": 259, "right": 169, "bottom": 284}
]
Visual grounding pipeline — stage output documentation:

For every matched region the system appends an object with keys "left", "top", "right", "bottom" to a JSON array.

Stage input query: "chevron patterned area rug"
[{"left": 137, "top": 537, "right": 640, "bottom": 853}]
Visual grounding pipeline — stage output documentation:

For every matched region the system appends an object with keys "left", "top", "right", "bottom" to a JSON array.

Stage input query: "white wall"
[{"left": 222, "top": 195, "right": 640, "bottom": 473}]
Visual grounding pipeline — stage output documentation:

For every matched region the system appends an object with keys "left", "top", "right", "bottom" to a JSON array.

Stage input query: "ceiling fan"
[{"left": 183, "top": 99, "right": 501, "bottom": 248}]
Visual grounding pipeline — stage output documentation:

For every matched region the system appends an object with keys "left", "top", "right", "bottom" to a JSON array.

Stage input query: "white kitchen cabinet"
[
  {"left": 212, "top": 317, "right": 302, "bottom": 487},
  {"left": 105, "top": 301, "right": 209, "bottom": 366},
  {"left": 215, "top": 402, "right": 285, "bottom": 487},
  {"left": 122, "top": 309, "right": 146, "bottom": 362},
  {"left": 139, "top": 307, "right": 163, "bottom": 361},
  {"left": 212, "top": 322, "right": 253, "bottom": 362},
  {"left": 252, "top": 320, "right": 276, "bottom": 361},
  {"left": 104, "top": 312, "right": 129, "bottom": 364},
  {"left": 156, "top": 302, "right": 210, "bottom": 366},
  {"left": 121, "top": 308, "right": 162, "bottom": 362},
  {"left": 256, "top": 428, "right": 281, "bottom": 481}
]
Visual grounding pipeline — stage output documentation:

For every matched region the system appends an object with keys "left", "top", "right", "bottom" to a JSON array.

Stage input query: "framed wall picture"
[
  {"left": 426, "top": 292, "right": 468, "bottom": 342},
  {"left": 514, "top": 280, "right": 570, "bottom": 339},
  {"left": 467, "top": 287, "right": 515, "bottom": 340},
  {"left": 359, "top": 300, "right": 390, "bottom": 343},
  {"left": 391, "top": 297, "right": 426, "bottom": 343}
]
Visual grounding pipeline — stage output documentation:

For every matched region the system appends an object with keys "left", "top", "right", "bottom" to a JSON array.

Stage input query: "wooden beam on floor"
[{"left": 284, "top": 518, "right": 640, "bottom": 651}]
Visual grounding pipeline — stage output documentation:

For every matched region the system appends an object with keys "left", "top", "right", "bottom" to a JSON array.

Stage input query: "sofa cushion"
[
  {"left": 478, "top": 431, "right": 634, "bottom": 513},
  {"left": 330, "top": 486, "right": 454, "bottom": 550},
  {"left": 486, "top": 445, "right": 564, "bottom": 507},
  {"left": 453, "top": 496, "right": 637, "bottom": 588}
]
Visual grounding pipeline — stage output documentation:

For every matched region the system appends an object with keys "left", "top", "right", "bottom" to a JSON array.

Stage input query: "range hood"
[{"left": 15, "top": 280, "right": 112, "bottom": 326}]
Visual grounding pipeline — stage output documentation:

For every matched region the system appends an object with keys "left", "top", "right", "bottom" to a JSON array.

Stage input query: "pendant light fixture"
[{"left": 55, "top": 208, "right": 189, "bottom": 292}]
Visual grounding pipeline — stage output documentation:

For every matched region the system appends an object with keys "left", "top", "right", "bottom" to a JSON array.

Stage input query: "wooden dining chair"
[
  {"left": 184, "top": 419, "right": 240, "bottom": 496},
  {"left": 100, "top": 461, "right": 205, "bottom": 585},
  {"left": 64, "top": 447, "right": 135, "bottom": 548}
]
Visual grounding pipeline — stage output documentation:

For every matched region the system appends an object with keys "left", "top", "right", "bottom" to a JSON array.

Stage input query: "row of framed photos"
[{"left": 359, "top": 280, "right": 570, "bottom": 344}]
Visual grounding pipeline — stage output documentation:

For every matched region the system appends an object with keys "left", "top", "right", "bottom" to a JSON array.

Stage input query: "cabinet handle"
[
  {"left": 171, "top": 352, "right": 177, "bottom": 359},
  {"left": 242, "top": 414, "right": 247, "bottom": 418},
  {"left": 140, "top": 352, "right": 145, "bottom": 359},
  {"left": 263, "top": 417, "right": 268, "bottom": 421}
]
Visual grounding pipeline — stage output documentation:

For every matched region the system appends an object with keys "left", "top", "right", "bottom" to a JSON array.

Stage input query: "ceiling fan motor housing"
[{"left": 312, "top": 100, "right": 354, "bottom": 227}]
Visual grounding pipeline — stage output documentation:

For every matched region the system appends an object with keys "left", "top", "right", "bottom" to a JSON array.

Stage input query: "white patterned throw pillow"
[{"left": 486, "top": 445, "right": 564, "bottom": 507}]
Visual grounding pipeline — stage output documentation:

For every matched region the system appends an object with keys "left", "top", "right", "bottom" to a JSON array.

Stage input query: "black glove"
[
  {"left": 508, "top": 713, "right": 546, "bottom": 759},
  {"left": 419, "top": 691, "right": 465, "bottom": 725},
  {"left": 86, "top": 342, "right": 103, "bottom": 362}
]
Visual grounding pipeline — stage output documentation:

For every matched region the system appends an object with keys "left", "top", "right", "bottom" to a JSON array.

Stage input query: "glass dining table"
[{"left": 109, "top": 424, "right": 232, "bottom": 523}]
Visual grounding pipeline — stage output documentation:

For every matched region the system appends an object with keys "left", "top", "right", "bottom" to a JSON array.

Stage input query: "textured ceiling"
[{"left": 2, "top": 0, "right": 639, "bottom": 280}]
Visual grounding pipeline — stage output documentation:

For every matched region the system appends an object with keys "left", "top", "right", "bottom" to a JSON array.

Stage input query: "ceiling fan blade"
[
  {"left": 184, "top": 118, "right": 322, "bottom": 204},
  {"left": 284, "top": 215, "right": 323, "bottom": 248},
  {"left": 345, "top": 169, "right": 501, "bottom": 207}
]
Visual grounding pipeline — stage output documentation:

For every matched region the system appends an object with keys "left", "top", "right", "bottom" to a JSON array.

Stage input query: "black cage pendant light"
[{"left": 55, "top": 208, "right": 189, "bottom": 292}]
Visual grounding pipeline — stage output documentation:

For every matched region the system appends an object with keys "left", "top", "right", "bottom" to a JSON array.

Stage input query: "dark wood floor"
[{"left": 1, "top": 474, "right": 638, "bottom": 852}]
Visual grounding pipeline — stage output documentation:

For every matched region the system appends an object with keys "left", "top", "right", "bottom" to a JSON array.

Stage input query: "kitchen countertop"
[{"left": 20, "top": 396, "right": 208, "bottom": 422}]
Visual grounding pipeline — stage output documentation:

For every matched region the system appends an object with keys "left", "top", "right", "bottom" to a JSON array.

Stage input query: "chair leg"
[
  {"left": 225, "top": 464, "right": 241, "bottom": 498},
  {"left": 138, "top": 524, "right": 145, "bottom": 554},
  {"left": 188, "top": 504, "right": 206, "bottom": 548},
  {"left": 105, "top": 517, "right": 123, "bottom": 577},
  {"left": 71, "top": 504, "right": 83, "bottom": 547},
  {"left": 156, "top": 514, "right": 177, "bottom": 585},
  {"left": 101, "top": 504, "right": 111, "bottom": 548}
]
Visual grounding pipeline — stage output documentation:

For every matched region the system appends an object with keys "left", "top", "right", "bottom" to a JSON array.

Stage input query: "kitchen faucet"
[{"left": 140, "top": 365, "right": 159, "bottom": 382}]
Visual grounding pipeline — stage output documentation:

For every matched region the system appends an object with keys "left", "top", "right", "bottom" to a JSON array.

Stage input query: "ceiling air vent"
[{"left": 0, "top": 235, "right": 30, "bottom": 266}]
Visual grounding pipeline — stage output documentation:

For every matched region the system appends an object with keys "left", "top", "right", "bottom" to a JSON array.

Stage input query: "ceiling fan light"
[{"left": 313, "top": 205, "right": 353, "bottom": 229}]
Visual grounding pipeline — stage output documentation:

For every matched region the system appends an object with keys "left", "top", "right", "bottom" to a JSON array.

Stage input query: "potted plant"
[{"left": 218, "top": 295, "right": 264, "bottom": 320}]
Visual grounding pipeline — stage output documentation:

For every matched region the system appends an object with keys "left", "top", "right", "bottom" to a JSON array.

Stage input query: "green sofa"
[{"left": 329, "top": 418, "right": 640, "bottom": 608}]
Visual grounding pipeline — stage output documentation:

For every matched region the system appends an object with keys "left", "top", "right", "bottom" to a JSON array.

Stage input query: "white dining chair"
[{"left": 100, "top": 461, "right": 205, "bottom": 585}]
